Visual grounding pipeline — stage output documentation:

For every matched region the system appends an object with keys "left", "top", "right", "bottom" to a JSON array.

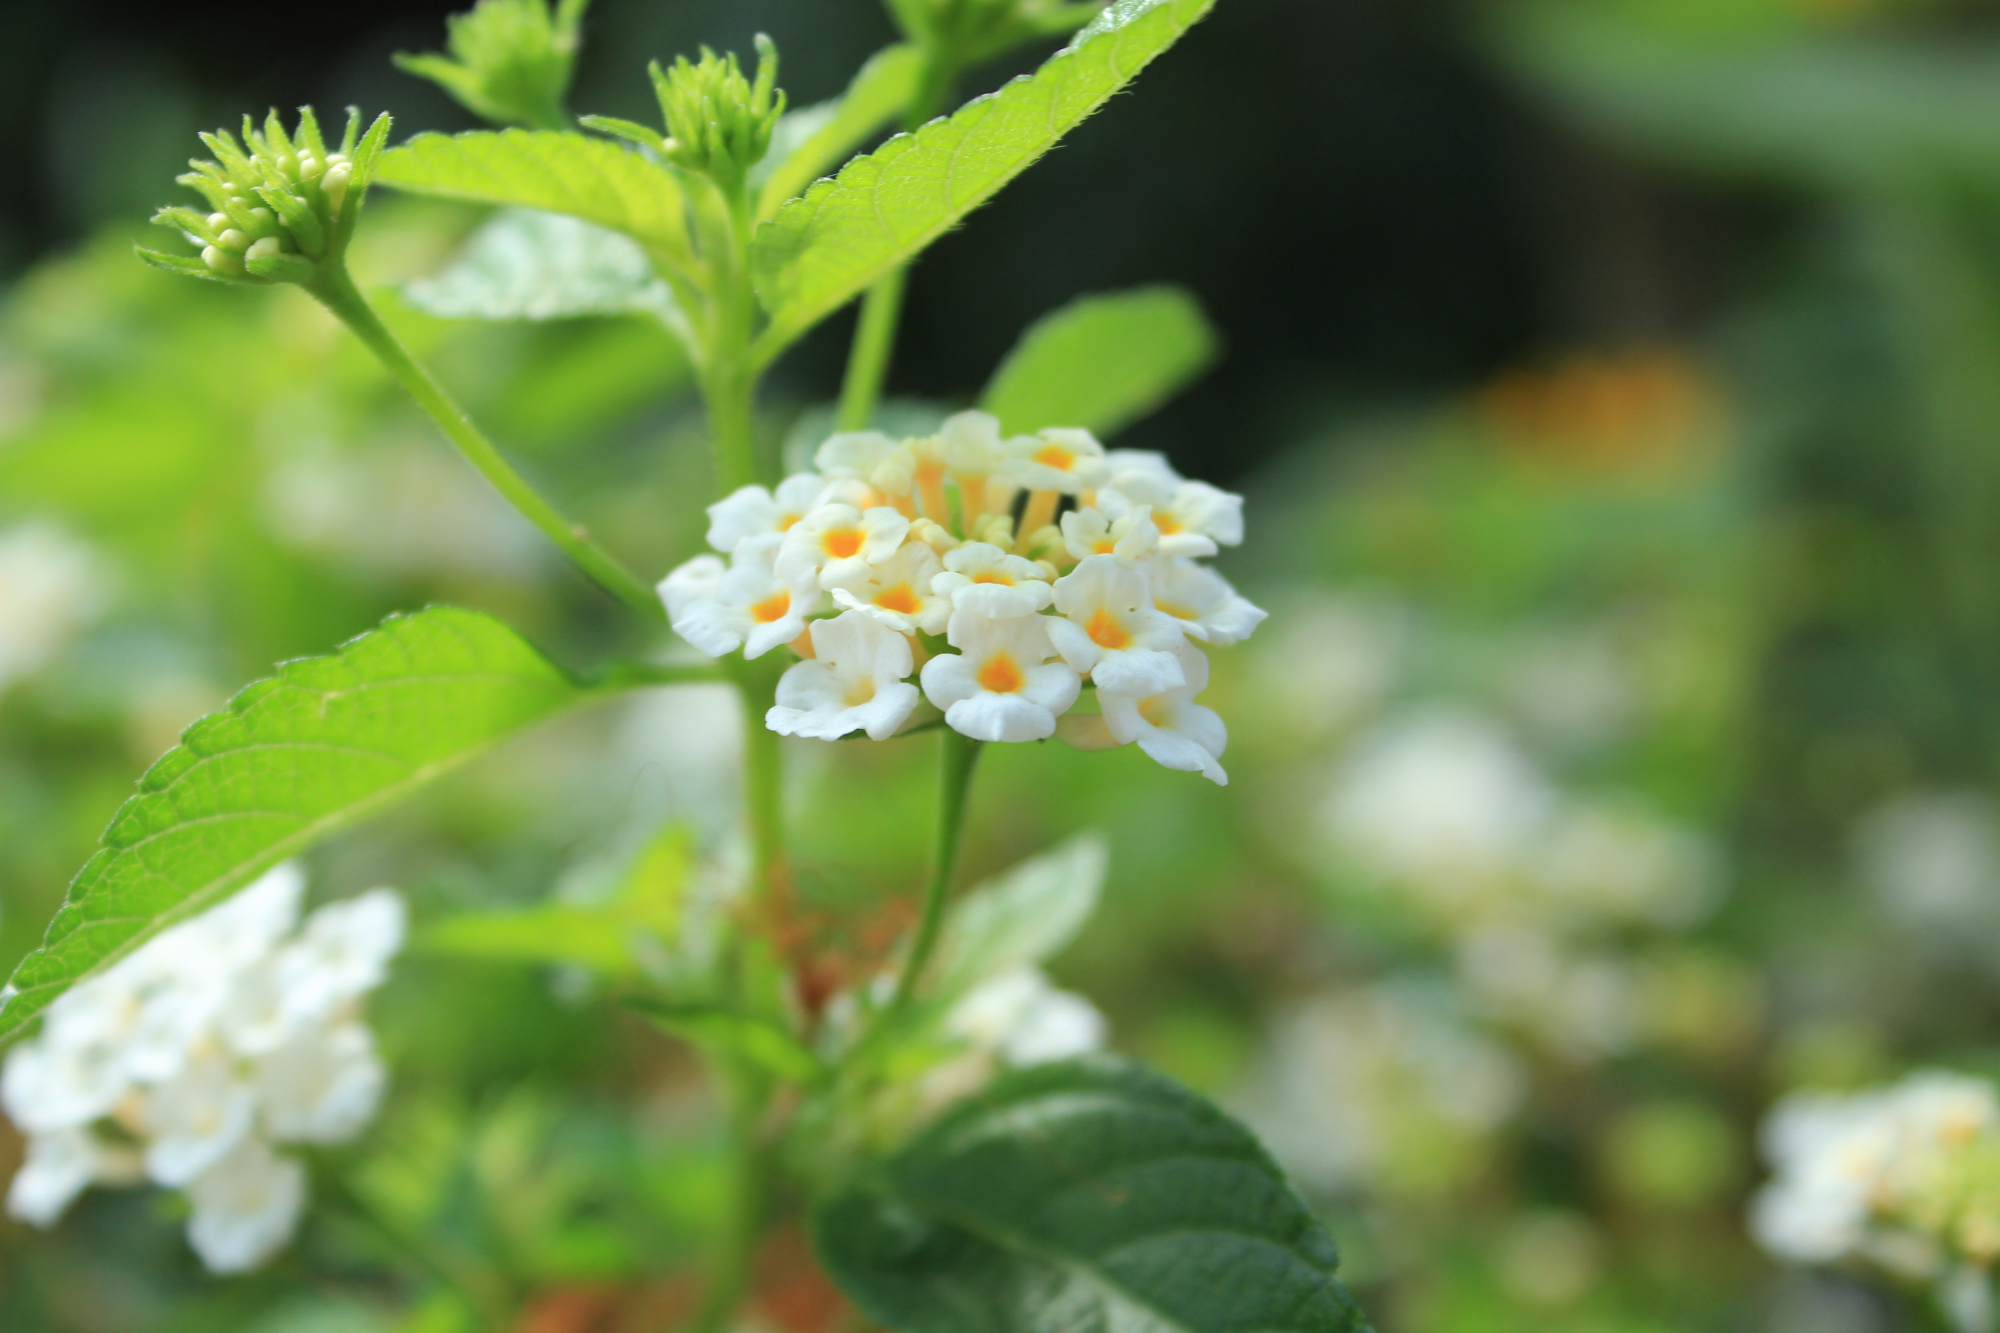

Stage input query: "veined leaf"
[
  {"left": 374, "top": 130, "right": 690, "bottom": 260},
  {"left": 982, "top": 287, "right": 1220, "bottom": 438},
  {"left": 930, "top": 835, "right": 1107, "bottom": 1001},
  {"left": 755, "top": 44, "right": 925, "bottom": 222},
  {"left": 0, "top": 607, "right": 591, "bottom": 1042},
  {"left": 403, "top": 208, "right": 677, "bottom": 321},
  {"left": 816, "top": 1057, "right": 1370, "bottom": 1333},
  {"left": 749, "top": 0, "right": 1217, "bottom": 361}
]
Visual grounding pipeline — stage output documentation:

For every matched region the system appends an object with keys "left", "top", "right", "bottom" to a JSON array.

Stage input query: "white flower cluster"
[
  {"left": 1322, "top": 707, "right": 1721, "bottom": 1059},
  {"left": 2, "top": 865, "right": 405, "bottom": 1273},
  {"left": 660, "top": 411, "right": 1264, "bottom": 783},
  {"left": 0, "top": 521, "right": 109, "bottom": 695},
  {"left": 1752, "top": 1071, "right": 2000, "bottom": 1318}
]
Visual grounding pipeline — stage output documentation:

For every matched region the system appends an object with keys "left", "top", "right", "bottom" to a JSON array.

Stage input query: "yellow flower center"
[
  {"left": 1139, "top": 695, "right": 1172, "bottom": 728},
  {"left": 824, "top": 529, "right": 864, "bottom": 560},
  {"left": 750, "top": 592, "right": 792, "bottom": 623},
  {"left": 1034, "top": 444, "right": 1077, "bottom": 471},
  {"left": 874, "top": 585, "right": 921, "bottom": 615},
  {"left": 978, "top": 652, "right": 1026, "bottom": 694},
  {"left": 1086, "top": 609, "right": 1132, "bottom": 650},
  {"left": 972, "top": 572, "right": 1012, "bottom": 585}
]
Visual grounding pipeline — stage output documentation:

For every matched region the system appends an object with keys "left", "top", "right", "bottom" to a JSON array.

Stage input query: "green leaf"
[
  {"left": 816, "top": 1057, "right": 1370, "bottom": 1333},
  {"left": 749, "top": 0, "right": 1217, "bottom": 361},
  {"left": 423, "top": 826, "right": 691, "bottom": 975},
  {"left": 626, "top": 999, "right": 823, "bottom": 1082},
  {"left": 930, "top": 835, "right": 1107, "bottom": 1001},
  {"left": 0, "top": 607, "right": 591, "bottom": 1043},
  {"left": 981, "top": 286, "right": 1219, "bottom": 438},
  {"left": 754, "top": 44, "right": 925, "bottom": 221},
  {"left": 373, "top": 130, "right": 690, "bottom": 260},
  {"left": 402, "top": 208, "right": 676, "bottom": 321}
]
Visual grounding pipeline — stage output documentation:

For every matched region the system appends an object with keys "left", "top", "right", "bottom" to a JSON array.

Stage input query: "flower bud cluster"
[
  {"left": 1753, "top": 1071, "right": 2000, "bottom": 1308},
  {"left": 151, "top": 107, "right": 382, "bottom": 286},
  {"left": 648, "top": 36, "right": 785, "bottom": 186},
  {"left": 1, "top": 865, "right": 406, "bottom": 1273},
  {"left": 660, "top": 410, "right": 1264, "bottom": 784},
  {"left": 393, "top": 0, "right": 587, "bottom": 131}
]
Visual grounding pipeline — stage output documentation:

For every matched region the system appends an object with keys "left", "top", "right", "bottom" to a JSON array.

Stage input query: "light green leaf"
[
  {"left": 627, "top": 999, "right": 823, "bottom": 1082},
  {"left": 423, "top": 826, "right": 691, "bottom": 975},
  {"left": 816, "top": 1057, "right": 1370, "bottom": 1333},
  {"left": 930, "top": 835, "right": 1107, "bottom": 1001},
  {"left": 373, "top": 130, "right": 690, "bottom": 260},
  {"left": 402, "top": 208, "right": 676, "bottom": 321},
  {"left": 0, "top": 607, "right": 591, "bottom": 1043},
  {"left": 755, "top": 44, "right": 925, "bottom": 221},
  {"left": 982, "top": 286, "right": 1219, "bottom": 437},
  {"left": 749, "top": 0, "right": 1216, "bottom": 361}
]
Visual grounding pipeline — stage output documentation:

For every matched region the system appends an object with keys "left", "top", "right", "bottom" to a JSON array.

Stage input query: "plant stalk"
[
  {"left": 309, "top": 265, "right": 665, "bottom": 622},
  {"left": 890, "top": 727, "right": 983, "bottom": 1009}
]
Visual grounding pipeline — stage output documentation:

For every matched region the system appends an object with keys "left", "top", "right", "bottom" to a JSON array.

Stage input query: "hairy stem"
[
  {"left": 836, "top": 265, "right": 909, "bottom": 432},
  {"left": 890, "top": 727, "right": 983, "bottom": 1009},
  {"left": 734, "top": 657, "right": 789, "bottom": 900},
  {"left": 310, "top": 266, "right": 664, "bottom": 622}
]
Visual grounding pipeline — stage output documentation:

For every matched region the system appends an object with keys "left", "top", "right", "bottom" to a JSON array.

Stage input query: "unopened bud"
[
  {"left": 909, "top": 518, "right": 958, "bottom": 554},
  {"left": 244, "top": 237, "right": 283, "bottom": 262},
  {"left": 973, "top": 513, "right": 1016, "bottom": 549},
  {"left": 320, "top": 163, "right": 351, "bottom": 215},
  {"left": 202, "top": 245, "right": 245, "bottom": 276},
  {"left": 217, "top": 229, "right": 250, "bottom": 252}
]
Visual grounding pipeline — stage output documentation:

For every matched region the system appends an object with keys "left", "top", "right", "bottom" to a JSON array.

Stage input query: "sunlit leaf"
[
  {"left": 749, "top": 0, "right": 1217, "bottom": 360},
  {"left": 755, "top": 44, "right": 925, "bottom": 221},
  {"left": 0, "top": 607, "right": 593, "bottom": 1042},
  {"left": 816, "top": 1056, "right": 1370, "bottom": 1333},
  {"left": 930, "top": 835, "right": 1107, "bottom": 1000},
  {"left": 982, "top": 286, "right": 1219, "bottom": 437},
  {"left": 403, "top": 208, "right": 676, "bottom": 321},
  {"left": 374, "top": 130, "right": 691, "bottom": 259}
]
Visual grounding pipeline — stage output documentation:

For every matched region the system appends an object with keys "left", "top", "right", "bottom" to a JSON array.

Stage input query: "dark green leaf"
[
  {"left": 817, "top": 1057, "right": 1369, "bottom": 1333},
  {"left": 982, "top": 287, "right": 1219, "bottom": 438}
]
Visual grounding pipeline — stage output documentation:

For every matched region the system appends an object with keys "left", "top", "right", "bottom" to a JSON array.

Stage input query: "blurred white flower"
[
  {"left": 0, "top": 864, "right": 404, "bottom": 1273},
  {"left": 945, "top": 968, "right": 1107, "bottom": 1067},
  {"left": 1752, "top": 1069, "right": 2000, "bottom": 1316},
  {"left": 0, "top": 521, "right": 109, "bottom": 694},
  {"left": 1854, "top": 790, "right": 2000, "bottom": 936}
]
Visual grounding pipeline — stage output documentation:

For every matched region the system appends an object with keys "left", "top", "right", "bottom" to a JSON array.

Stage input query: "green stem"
[
  {"left": 310, "top": 265, "right": 665, "bottom": 622},
  {"left": 317, "top": 1165, "right": 515, "bottom": 1327},
  {"left": 889, "top": 728, "right": 983, "bottom": 1010},
  {"left": 688, "top": 1061, "right": 769, "bottom": 1333},
  {"left": 733, "top": 656, "right": 789, "bottom": 900},
  {"left": 836, "top": 265, "right": 909, "bottom": 432}
]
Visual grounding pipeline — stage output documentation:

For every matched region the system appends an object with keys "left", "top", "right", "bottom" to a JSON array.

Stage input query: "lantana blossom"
[{"left": 654, "top": 409, "right": 1262, "bottom": 779}]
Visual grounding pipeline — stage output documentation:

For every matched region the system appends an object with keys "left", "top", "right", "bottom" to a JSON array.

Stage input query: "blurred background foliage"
[{"left": 8, "top": 0, "right": 2000, "bottom": 1329}]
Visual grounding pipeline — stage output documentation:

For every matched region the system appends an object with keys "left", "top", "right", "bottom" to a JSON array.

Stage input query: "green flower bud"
[
  {"left": 646, "top": 35, "right": 786, "bottom": 190},
  {"left": 394, "top": 0, "right": 588, "bottom": 132},
  {"left": 140, "top": 106, "right": 392, "bottom": 288},
  {"left": 887, "top": 0, "right": 1100, "bottom": 65}
]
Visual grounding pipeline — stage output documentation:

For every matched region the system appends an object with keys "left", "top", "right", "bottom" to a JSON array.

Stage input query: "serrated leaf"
[
  {"left": 930, "top": 836, "right": 1107, "bottom": 1001},
  {"left": 0, "top": 607, "right": 591, "bottom": 1043},
  {"left": 816, "top": 1057, "right": 1370, "bottom": 1333},
  {"left": 982, "top": 287, "right": 1219, "bottom": 438},
  {"left": 402, "top": 208, "right": 676, "bottom": 321},
  {"left": 373, "top": 129, "right": 690, "bottom": 260},
  {"left": 749, "top": 0, "right": 1216, "bottom": 361},
  {"left": 755, "top": 44, "right": 925, "bottom": 221}
]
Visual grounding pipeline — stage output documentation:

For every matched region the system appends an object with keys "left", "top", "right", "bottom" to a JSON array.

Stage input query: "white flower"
[
  {"left": 258, "top": 1022, "right": 386, "bottom": 1143},
  {"left": 184, "top": 1136, "right": 307, "bottom": 1274},
  {"left": 667, "top": 547, "right": 819, "bottom": 660},
  {"left": 659, "top": 553, "right": 725, "bottom": 624},
  {"left": 705, "top": 474, "right": 827, "bottom": 556},
  {"left": 930, "top": 542, "right": 1054, "bottom": 622},
  {"left": 939, "top": 410, "right": 1006, "bottom": 478},
  {"left": 1148, "top": 559, "right": 1266, "bottom": 646},
  {"left": 827, "top": 540, "right": 949, "bottom": 634},
  {"left": 1101, "top": 449, "right": 1184, "bottom": 495},
  {"left": 1099, "top": 453, "right": 1243, "bottom": 558},
  {"left": 1098, "top": 643, "right": 1229, "bottom": 786},
  {"left": 1060, "top": 505, "right": 1159, "bottom": 563},
  {"left": 775, "top": 504, "right": 910, "bottom": 587},
  {"left": 766, "top": 612, "right": 922, "bottom": 742},
  {"left": 815, "top": 430, "right": 910, "bottom": 493},
  {"left": 136, "top": 1047, "right": 256, "bottom": 1187},
  {"left": 0, "top": 521, "right": 109, "bottom": 693},
  {"left": 1047, "top": 555, "right": 1186, "bottom": 697},
  {"left": 1001, "top": 427, "right": 1107, "bottom": 494},
  {"left": 921, "top": 614, "right": 1080, "bottom": 743},
  {"left": 276, "top": 889, "right": 407, "bottom": 1025},
  {"left": 945, "top": 968, "right": 1107, "bottom": 1066},
  {"left": 6, "top": 1126, "right": 141, "bottom": 1228}
]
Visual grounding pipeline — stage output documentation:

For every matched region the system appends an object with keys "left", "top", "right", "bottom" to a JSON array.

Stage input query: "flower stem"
[
  {"left": 309, "top": 265, "right": 665, "bottom": 622},
  {"left": 836, "top": 264, "right": 908, "bottom": 432},
  {"left": 733, "top": 655, "right": 789, "bottom": 901},
  {"left": 890, "top": 727, "right": 983, "bottom": 1009}
]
